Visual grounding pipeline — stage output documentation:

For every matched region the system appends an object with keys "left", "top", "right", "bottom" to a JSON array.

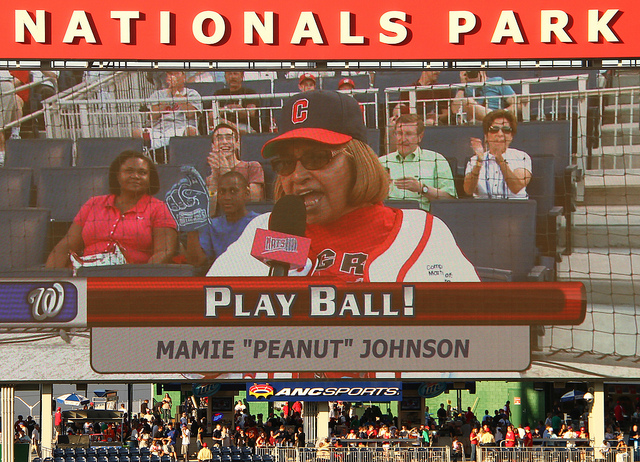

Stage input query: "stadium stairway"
[
  {"left": 551, "top": 169, "right": 640, "bottom": 362},
  {"left": 595, "top": 70, "right": 640, "bottom": 169}
]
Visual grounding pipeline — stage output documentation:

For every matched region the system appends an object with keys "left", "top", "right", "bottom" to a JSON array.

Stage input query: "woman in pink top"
[{"left": 46, "top": 150, "right": 177, "bottom": 267}]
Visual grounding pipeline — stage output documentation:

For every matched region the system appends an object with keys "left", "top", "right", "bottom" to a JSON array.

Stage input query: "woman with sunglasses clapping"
[
  {"left": 207, "top": 90, "right": 478, "bottom": 282},
  {"left": 463, "top": 109, "right": 532, "bottom": 199}
]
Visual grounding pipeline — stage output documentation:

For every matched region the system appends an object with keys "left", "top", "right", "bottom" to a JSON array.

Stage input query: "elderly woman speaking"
[{"left": 208, "top": 90, "right": 478, "bottom": 282}]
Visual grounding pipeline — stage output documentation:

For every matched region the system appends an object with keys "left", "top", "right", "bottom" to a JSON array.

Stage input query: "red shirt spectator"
[{"left": 505, "top": 428, "right": 516, "bottom": 447}]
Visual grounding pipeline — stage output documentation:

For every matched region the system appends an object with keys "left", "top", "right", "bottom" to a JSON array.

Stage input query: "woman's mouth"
[{"left": 298, "top": 191, "right": 322, "bottom": 209}]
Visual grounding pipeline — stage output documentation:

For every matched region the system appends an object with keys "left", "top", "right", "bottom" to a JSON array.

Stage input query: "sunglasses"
[
  {"left": 488, "top": 125, "right": 514, "bottom": 134},
  {"left": 270, "top": 149, "right": 343, "bottom": 176}
]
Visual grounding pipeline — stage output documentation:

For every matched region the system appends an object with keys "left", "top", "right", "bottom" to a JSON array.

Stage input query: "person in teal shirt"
[{"left": 379, "top": 113, "right": 457, "bottom": 211}]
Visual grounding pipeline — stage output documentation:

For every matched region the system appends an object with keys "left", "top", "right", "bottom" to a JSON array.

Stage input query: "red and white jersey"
[{"left": 207, "top": 204, "right": 479, "bottom": 282}]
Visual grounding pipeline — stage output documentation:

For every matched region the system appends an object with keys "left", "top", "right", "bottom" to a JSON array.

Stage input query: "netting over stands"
[{"left": 0, "top": 69, "right": 639, "bottom": 375}]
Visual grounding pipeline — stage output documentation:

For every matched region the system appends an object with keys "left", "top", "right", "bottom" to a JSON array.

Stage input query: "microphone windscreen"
[{"left": 269, "top": 195, "right": 307, "bottom": 237}]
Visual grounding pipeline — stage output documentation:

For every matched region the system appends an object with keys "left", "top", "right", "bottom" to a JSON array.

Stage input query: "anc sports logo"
[{"left": 248, "top": 383, "right": 274, "bottom": 399}]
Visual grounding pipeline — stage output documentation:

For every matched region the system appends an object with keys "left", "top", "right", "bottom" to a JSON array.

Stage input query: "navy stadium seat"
[
  {"left": 273, "top": 78, "right": 302, "bottom": 95},
  {"left": 4, "top": 139, "right": 74, "bottom": 204},
  {"left": 0, "top": 168, "right": 32, "bottom": 209},
  {"left": 76, "top": 264, "right": 196, "bottom": 277},
  {"left": 38, "top": 167, "right": 110, "bottom": 222},
  {"left": 186, "top": 82, "right": 226, "bottom": 97},
  {"left": 320, "top": 74, "right": 370, "bottom": 91},
  {"left": 155, "top": 164, "right": 187, "bottom": 200},
  {"left": 168, "top": 136, "right": 211, "bottom": 180},
  {"left": 430, "top": 199, "right": 550, "bottom": 281},
  {"left": 245, "top": 200, "right": 274, "bottom": 214},
  {"left": 0, "top": 208, "right": 50, "bottom": 271},
  {"left": 75, "top": 137, "right": 144, "bottom": 167}
]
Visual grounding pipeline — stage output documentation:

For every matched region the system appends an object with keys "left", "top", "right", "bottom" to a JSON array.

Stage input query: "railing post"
[{"left": 576, "top": 76, "right": 589, "bottom": 200}]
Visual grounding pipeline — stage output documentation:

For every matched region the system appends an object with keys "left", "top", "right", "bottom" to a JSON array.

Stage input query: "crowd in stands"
[{"left": 1, "top": 68, "right": 577, "bottom": 277}]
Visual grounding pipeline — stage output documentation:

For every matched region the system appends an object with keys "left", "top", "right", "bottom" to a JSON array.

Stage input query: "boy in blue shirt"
[{"left": 186, "top": 171, "right": 258, "bottom": 267}]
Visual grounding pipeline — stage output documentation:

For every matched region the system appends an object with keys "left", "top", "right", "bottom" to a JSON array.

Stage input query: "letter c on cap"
[{"left": 292, "top": 99, "right": 309, "bottom": 124}]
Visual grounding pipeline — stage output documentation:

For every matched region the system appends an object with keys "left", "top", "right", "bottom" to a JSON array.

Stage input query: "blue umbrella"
[
  {"left": 56, "top": 393, "right": 90, "bottom": 406},
  {"left": 560, "top": 390, "right": 586, "bottom": 402}
]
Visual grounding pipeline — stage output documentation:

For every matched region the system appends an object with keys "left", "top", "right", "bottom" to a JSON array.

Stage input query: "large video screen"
[{"left": 0, "top": 1, "right": 637, "bottom": 381}]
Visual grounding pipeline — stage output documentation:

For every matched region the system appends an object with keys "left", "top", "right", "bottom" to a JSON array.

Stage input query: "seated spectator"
[
  {"left": 401, "top": 71, "right": 455, "bottom": 126},
  {"left": 133, "top": 71, "right": 203, "bottom": 157},
  {"left": 214, "top": 71, "right": 260, "bottom": 133},
  {"left": 197, "top": 442, "right": 212, "bottom": 462},
  {"left": 379, "top": 113, "right": 457, "bottom": 211},
  {"left": 206, "top": 121, "right": 265, "bottom": 212},
  {"left": 385, "top": 103, "right": 410, "bottom": 153},
  {"left": 150, "top": 440, "right": 164, "bottom": 457},
  {"left": 452, "top": 70, "right": 517, "bottom": 123},
  {"left": 187, "top": 172, "right": 258, "bottom": 267},
  {"left": 46, "top": 150, "right": 178, "bottom": 268},
  {"left": 188, "top": 71, "right": 226, "bottom": 83},
  {"left": 0, "top": 71, "right": 23, "bottom": 165},
  {"left": 298, "top": 73, "right": 317, "bottom": 92},
  {"left": 338, "top": 78, "right": 356, "bottom": 91},
  {"left": 463, "top": 109, "right": 532, "bottom": 199}
]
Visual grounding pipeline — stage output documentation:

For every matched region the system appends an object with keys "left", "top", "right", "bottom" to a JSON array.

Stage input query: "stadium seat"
[
  {"left": 273, "top": 78, "right": 302, "bottom": 95},
  {"left": 38, "top": 167, "right": 110, "bottom": 222},
  {"left": 245, "top": 201, "right": 274, "bottom": 214},
  {"left": 0, "top": 168, "right": 32, "bottom": 209},
  {"left": 320, "top": 74, "right": 370, "bottom": 91},
  {"left": 366, "top": 129, "right": 381, "bottom": 156},
  {"left": 168, "top": 136, "right": 211, "bottom": 179},
  {"left": 528, "top": 156, "right": 562, "bottom": 260},
  {"left": 239, "top": 133, "right": 278, "bottom": 199},
  {"left": 430, "top": 199, "right": 551, "bottom": 281},
  {"left": 0, "top": 208, "right": 51, "bottom": 271},
  {"left": 156, "top": 164, "right": 186, "bottom": 200},
  {"left": 373, "top": 71, "right": 423, "bottom": 92},
  {"left": 240, "top": 133, "right": 277, "bottom": 163},
  {"left": 245, "top": 79, "right": 273, "bottom": 95},
  {"left": 54, "top": 449, "right": 65, "bottom": 457},
  {"left": 75, "top": 137, "right": 144, "bottom": 167},
  {"left": 76, "top": 264, "right": 196, "bottom": 277},
  {"left": 512, "top": 121, "right": 577, "bottom": 254},
  {"left": 383, "top": 200, "right": 422, "bottom": 209},
  {"left": 76, "top": 448, "right": 87, "bottom": 456},
  {"left": 4, "top": 138, "right": 74, "bottom": 205},
  {"left": 186, "top": 82, "right": 226, "bottom": 97}
]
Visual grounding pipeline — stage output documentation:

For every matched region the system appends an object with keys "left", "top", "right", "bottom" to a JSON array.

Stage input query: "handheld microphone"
[{"left": 250, "top": 195, "right": 311, "bottom": 276}]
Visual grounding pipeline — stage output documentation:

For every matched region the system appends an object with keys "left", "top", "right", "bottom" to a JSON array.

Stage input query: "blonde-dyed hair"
[{"left": 274, "top": 138, "right": 389, "bottom": 207}]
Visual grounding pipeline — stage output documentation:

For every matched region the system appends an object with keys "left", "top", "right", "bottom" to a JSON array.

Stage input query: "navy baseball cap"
[{"left": 262, "top": 90, "right": 367, "bottom": 158}]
